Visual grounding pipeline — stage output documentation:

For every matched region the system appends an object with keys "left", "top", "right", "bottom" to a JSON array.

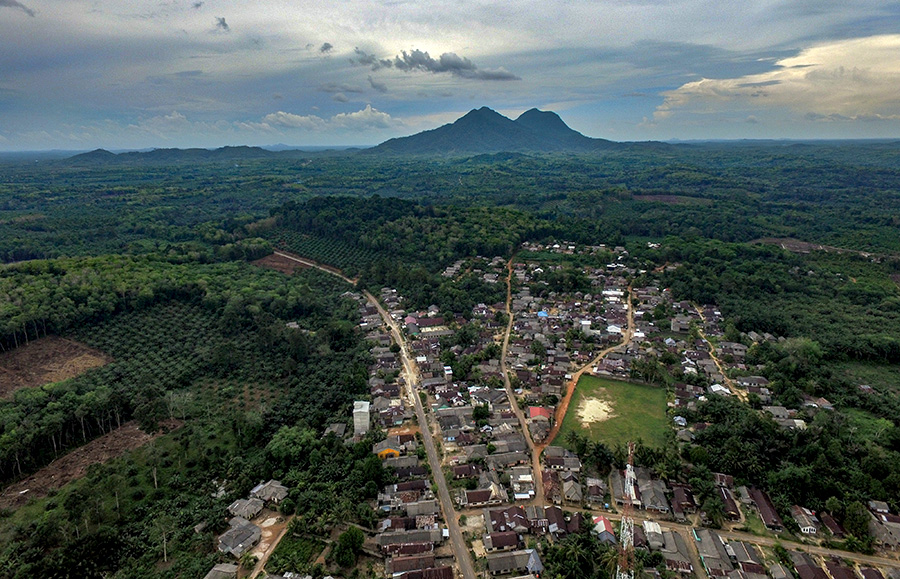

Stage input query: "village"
[{"left": 207, "top": 242, "right": 900, "bottom": 579}]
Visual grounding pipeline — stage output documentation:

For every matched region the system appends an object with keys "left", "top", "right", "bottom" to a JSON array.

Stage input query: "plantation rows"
[
  {"left": 268, "top": 227, "right": 381, "bottom": 275},
  {"left": 0, "top": 300, "right": 287, "bottom": 482}
]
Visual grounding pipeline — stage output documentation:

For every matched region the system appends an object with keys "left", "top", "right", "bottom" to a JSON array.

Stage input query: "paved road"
[
  {"left": 265, "top": 252, "right": 476, "bottom": 579},
  {"left": 364, "top": 291, "right": 477, "bottom": 579},
  {"left": 498, "top": 257, "right": 546, "bottom": 506}
]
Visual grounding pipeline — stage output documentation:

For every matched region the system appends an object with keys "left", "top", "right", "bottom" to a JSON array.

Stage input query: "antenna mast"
[{"left": 616, "top": 442, "right": 636, "bottom": 579}]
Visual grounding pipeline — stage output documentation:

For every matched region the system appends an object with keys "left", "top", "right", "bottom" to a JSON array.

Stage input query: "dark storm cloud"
[
  {"left": 352, "top": 47, "right": 519, "bottom": 81},
  {"left": 319, "top": 82, "right": 364, "bottom": 94},
  {"left": 368, "top": 75, "right": 388, "bottom": 93},
  {"left": 0, "top": 0, "right": 35, "bottom": 17},
  {"left": 320, "top": 42, "right": 334, "bottom": 53},
  {"left": 215, "top": 16, "right": 229, "bottom": 31},
  {"left": 392, "top": 49, "right": 520, "bottom": 80},
  {"left": 192, "top": 1, "right": 203, "bottom": 8},
  {"left": 352, "top": 48, "right": 393, "bottom": 70}
]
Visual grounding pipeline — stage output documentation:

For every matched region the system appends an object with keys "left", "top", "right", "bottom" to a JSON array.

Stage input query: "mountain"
[
  {"left": 60, "top": 145, "right": 361, "bottom": 165},
  {"left": 369, "top": 106, "right": 617, "bottom": 155}
]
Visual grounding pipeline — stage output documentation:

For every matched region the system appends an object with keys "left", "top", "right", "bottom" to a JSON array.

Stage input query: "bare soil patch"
[
  {"left": 252, "top": 253, "right": 311, "bottom": 275},
  {"left": 0, "top": 420, "right": 181, "bottom": 510},
  {"left": 577, "top": 397, "right": 617, "bottom": 427},
  {"left": 0, "top": 336, "right": 112, "bottom": 398}
]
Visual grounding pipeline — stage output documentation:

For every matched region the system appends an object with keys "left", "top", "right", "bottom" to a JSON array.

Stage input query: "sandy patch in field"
[{"left": 577, "top": 397, "right": 617, "bottom": 426}]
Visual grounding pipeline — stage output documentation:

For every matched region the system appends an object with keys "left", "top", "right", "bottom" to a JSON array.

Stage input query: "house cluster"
[
  {"left": 540, "top": 446, "right": 588, "bottom": 506},
  {"left": 216, "top": 480, "right": 288, "bottom": 559},
  {"left": 868, "top": 500, "right": 900, "bottom": 550},
  {"left": 446, "top": 402, "right": 534, "bottom": 507},
  {"left": 479, "top": 503, "right": 591, "bottom": 575},
  {"left": 372, "top": 434, "right": 453, "bottom": 577},
  {"left": 505, "top": 275, "right": 631, "bottom": 396},
  {"left": 694, "top": 528, "right": 777, "bottom": 579}
]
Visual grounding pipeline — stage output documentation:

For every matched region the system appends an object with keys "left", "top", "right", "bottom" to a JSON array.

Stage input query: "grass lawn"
[{"left": 557, "top": 375, "right": 668, "bottom": 449}]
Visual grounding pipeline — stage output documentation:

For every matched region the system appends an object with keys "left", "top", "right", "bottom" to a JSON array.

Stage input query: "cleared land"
[
  {"left": 252, "top": 252, "right": 312, "bottom": 275},
  {"left": 557, "top": 375, "right": 668, "bottom": 448},
  {"left": 0, "top": 336, "right": 112, "bottom": 398},
  {"left": 0, "top": 420, "right": 179, "bottom": 510}
]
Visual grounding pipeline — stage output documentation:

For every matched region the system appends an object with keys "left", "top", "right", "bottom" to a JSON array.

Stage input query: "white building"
[{"left": 353, "top": 400, "right": 370, "bottom": 437}]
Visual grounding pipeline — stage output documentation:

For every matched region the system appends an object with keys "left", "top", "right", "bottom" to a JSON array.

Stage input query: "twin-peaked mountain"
[
  {"left": 369, "top": 107, "right": 618, "bottom": 155},
  {"left": 63, "top": 107, "right": 620, "bottom": 164}
]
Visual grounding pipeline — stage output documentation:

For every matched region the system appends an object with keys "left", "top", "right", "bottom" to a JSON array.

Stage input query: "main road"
[
  {"left": 263, "top": 251, "right": 476, "bottom": 579},
  {"left": 363, "top": 291, "right": 478, "bottom": 579}
]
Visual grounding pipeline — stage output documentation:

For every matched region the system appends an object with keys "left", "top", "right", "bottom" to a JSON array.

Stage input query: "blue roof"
[{"left": 537, "top": 311, "right": 549, "bottom": 317}]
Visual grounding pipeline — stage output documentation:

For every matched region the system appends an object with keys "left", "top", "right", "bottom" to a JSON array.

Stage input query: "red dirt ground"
[
  {"left": 251, "top": 253, "right": 311, "bottom": 275},
  {"left": 0, "top": 336, "right": 112, "bottom": 398},
  {"left": 0, "top": 420, "right": 181, "bottom": 510}
]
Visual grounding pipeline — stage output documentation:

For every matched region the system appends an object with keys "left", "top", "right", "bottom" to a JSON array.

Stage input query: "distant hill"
[
  {"left": 369, "top": 107, "right": 618, "bottom": 155},
  {"left": 60, "top": 145, "right": 361, "bottom": 166}
]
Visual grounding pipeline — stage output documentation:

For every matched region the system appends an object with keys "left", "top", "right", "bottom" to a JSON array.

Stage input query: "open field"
[
  {"left": 0, "top": 336, "right": 112, "bottom": 398},
  {"left": 0, "top": 420, "right": 179, "bottom": 510},
  {"left": 252, "top": 252, "right": 312, "bottom": 275},
  {"left": 557, "top": 375, "right": 668, "bottom": 448}
]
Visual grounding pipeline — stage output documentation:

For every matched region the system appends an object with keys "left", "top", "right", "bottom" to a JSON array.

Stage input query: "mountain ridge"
[{"left": 368, "top": 106, "right": 618, "bottom": 155}]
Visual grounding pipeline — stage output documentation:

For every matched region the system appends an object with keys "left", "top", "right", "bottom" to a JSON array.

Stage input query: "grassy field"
[{"left": 557, "top": 375, "right": 668, "bottom": 448}]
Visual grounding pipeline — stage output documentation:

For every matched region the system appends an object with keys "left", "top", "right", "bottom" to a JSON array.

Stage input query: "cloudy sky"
[{"left": 2, "top": 0, "right": 899, "bottom": 150}]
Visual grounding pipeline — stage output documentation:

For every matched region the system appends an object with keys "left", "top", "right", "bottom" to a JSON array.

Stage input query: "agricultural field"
[{"left": 557, "top": 375, "right": 668, "bottom": 448}]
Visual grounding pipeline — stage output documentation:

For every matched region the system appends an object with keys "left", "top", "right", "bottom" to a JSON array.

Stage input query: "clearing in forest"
[
  {"left": 557, "top": 375, "right": 668, "bottom": 448},
  {"left": 0, "top": 420, "right": 179, "bottom": 510},
  {"left": 252, "top": 253, "right": 312, "bottom": 275},
  {"left": 0, "top": 336, "right": 112, "bottom": 398}
]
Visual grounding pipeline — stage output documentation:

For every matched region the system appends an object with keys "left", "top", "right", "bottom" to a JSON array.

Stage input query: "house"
[
  {"left": 227, "top": 498, "right": 264, "bottom": 520},
  {"left": 250, "top": 480, "right": 288, "bottom": 504},
  {"left": 487, "top": 506, "right": 531, "bottom": 534},
  {"left": 824, "top": 561, "right": 856, "bottom": 579},
  {"left": 376, "top": 528, "right": 443, "bottom": 548},
  {"left": 373, "top": 437, "right": 403, "bottom": 460},
  {"left": 353, "top": 400, "right": 370, "bottom": 437},
  {"left": 819, "top": 512, "right": 845, "bottom": 538},
  {"left": 791, "top": 551, "right": 828, "bottom": 579},
  {"left": 545, "top": 506, "right": 567, "bottom": 538},
  {"left": 203, "top": 564, "right": 239, "bottom": 579},
  {"left": 695, "top": 529, "right": 733, "bottom": 577},
  {"left": 642, "top": 521, "right": 664, "bottom": 551},
  {"left": 749, "top": 488, "right": 783, "bottom": 532},
  {"left": 563, "top": 480, "right": 583, "bottom": 504},
  {"left": 719, "top": 487, "right": 741, "bottom": 521},
  {"left": 486, "top": 549, "right": 544, "bottom": 576},
  {"left": 790, "top": 505, "right": 819, "bottom": 535},
  {"left": 659, "top": 531, "right": 693, "bottom": 574},
  {"left": 218, "top": 517, "right": 261, "bottom": 557},
  {"left": 586, "top": 477, "right": 608, "bottom": 505},
  {"left": 461, "top": 487, "right": 504, "bottom": 508},
  {"left": 386, "top": 554, "right": 436, "bottom": 575},
  {"left": 484, "top": 531, "right": 520, "bottom": 552}
]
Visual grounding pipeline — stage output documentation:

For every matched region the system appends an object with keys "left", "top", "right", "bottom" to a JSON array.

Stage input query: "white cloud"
[
  {"left": 331, "top": 104, "right": 400, "bottom": 129},
  {"left": 262, "top": 111, "right": 327, "bottom": 130},
  {"left": 655, "top": 35, "right": 900, "bottom": 121}
]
